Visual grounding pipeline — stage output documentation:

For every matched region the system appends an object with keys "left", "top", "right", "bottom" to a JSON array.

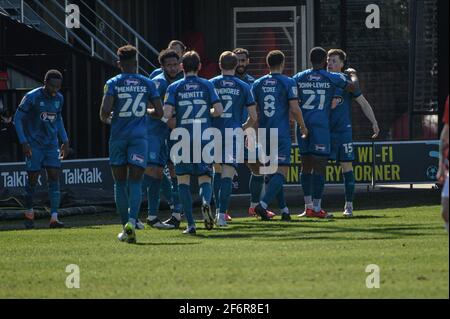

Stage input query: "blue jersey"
[
  {"left": 238, "top": 73, "right": 256, "bottom": 123},
  {"left": 149, "top": 68, "right": 163, "bottom": 79},
  {"left": 209, "top": 75, "right": 255, "bottom": 132},
  {"left": 104, "top": 73, "right": 160, "bottom": 141},
  {"left": 14, "top": 87, "right": 68, "bottom": 148},
  {"left": 330, "top": 73, "right": 362, "bottom": 133},
  {"left": 165, "top": 75, "right": 220, "bottom": 145},
  {"left": 252, "top": 73, "right": 298, "bottom": 140},
  {"left": 293, "top": 69, "right": 350, "bottom": 128},
  {"left": 150, "top": 73, "right": 172, "bottom": 138}
]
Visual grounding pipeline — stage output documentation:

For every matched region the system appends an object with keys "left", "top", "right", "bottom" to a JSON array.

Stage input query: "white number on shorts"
[
  {"left": 118, "top": 93, "right": 146, "bottom": 117},
  {"left": 302, "top": 89, "right": 326, "bottom": 110},
  {"left": 343, "top": 143, "right": 353, "bottom": 154}
]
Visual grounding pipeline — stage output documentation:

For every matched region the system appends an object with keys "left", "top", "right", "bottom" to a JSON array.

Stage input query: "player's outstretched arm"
[
  {"left": 210, "top": 102, "right": 224, "bottom": 118},
  {"left": 99, "top": 95, "right": 114, "bottom": 124},
  {"left": 289, "top": 99, "right": 308, "bottom": 138},
  {"left": 243, "top": 104, "right": 258, "bottom": 131},
  {"left": 354, "top": 95, "right": 379, "bottom": 138},
  {"left": 148, "top": 98, "right": 164, "bottom": 120}
]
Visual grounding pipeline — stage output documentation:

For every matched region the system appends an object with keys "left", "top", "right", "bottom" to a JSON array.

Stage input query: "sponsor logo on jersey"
[
  {"left": 314, "top": 144, "right": 327, "bottom": 152},
  {"left": 308, "top": 74, "right": 322, "bottom": 81},
  {"left": 125, "top": 78, "right": 140, "bottom": 86},
  {"left": 40, "top": 112, "right": 57, "bottom": 122},
  {"left": 263, "top": 79, "right": 277, "bottom": 86},
  {"left": 184, "top": 83, "right": 200, "bottom": 91},
  {"left": 221, "top": 80, "right": 235, "bottom": 88}
]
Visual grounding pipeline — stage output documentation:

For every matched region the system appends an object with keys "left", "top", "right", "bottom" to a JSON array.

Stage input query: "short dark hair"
[
  {"left": 159, "top": 49, "right": 179, "bottom": 65},
  {"left": 266, "top": 50, "right": 285, "bottom": 68},
  {"left": 327, "top": 49, "right": 347, "bottom": 63},
  {"left": 117, "top": 45, "right": 137, "bottom": 62},
  {"left": 168, "top": 40, "right": 186, "bottom": 51},
  {"left": 181, "top": 51, "right": 201, "bottom": 73},
  {"left": 232, "top": 48, "right": 250, "bottom": 59},
  {"left": 44, "top": 69, "right": 63, "bottom": 82},
  {"left": 219, "top": 51, "right": 238, "bottom": 70},
  {"left": 310, "top": 47, "right": 327, "bottom": 65}
]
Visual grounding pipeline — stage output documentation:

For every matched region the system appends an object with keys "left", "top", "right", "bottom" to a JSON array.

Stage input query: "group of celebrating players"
[{"left": 15, "top": 39, "right": 385, "bottom": 243}]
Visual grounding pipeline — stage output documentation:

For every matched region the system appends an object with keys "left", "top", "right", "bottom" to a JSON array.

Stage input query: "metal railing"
[{"left": 0, "top": 0, "right": 159, "bottom": 74}]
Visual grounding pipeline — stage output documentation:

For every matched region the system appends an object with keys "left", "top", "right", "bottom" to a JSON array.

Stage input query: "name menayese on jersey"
[{"left": 115, "top": 85, "right": 148, "bottom": 93}]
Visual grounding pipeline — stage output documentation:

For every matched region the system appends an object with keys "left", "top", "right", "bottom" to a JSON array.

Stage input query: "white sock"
[
  {"left": 304, "top": 196, "right": 313, "bottom": 209},
  {"left": 281, "top": 207, "right": 289, "bottom": 214},
  {"left": 260, "top": 201, "right": 268, "bottom": 210},
  {"left": 313, "top": 199, "right": 322, "bottom": 212},
  {"left": 345, "top": 202, "right": 353, "bottom": 210},
  {"left": 172, "top": 213, "right": 181, "bottom": 221},
  {"left": 51, "top": 212, "right": 58, "bottom": 221},
  {"left": 148, "top": 215, "right": 157, "bottom": 221},
  {"left": 250, "top": 202, "right": 259, "bottom": 209}
]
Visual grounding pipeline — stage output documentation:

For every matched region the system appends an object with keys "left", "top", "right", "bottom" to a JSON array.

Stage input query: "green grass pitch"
[{"left": 0, "top": 206, "right": 448, "bottom": 298}]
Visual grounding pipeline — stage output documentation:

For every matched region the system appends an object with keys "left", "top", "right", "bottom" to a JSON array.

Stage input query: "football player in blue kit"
[
  {"left": 161, "top": 51, "right": 223, "bottom": 235},
  {"left": 210, "top": 51, "right": 258, "bottom": 227},
  {"left": 327, "top": 49, "right": 379, "bottom": 217},
  {"left": 99, "top": 45, "right": 163, "bottom": 243},
  {"left": 14, "top": 70, "right": 70, "bottom": 229},
  {"left": 149, "top": 40, "right": 186, "bottom": 79},
  {"left": 253, "top": 50, "right": 308, "bottom": 221},
  {"left": 293, "top": 47, "right": 360, "bottom": 219},
  {"left": 144, "top": 49, "right": 184, "bottom": 229}
]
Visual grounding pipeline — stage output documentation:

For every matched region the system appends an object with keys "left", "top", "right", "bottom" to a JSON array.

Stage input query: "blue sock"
[
  {"left": 261, "top": 173, "right": 285, "bottom": 206},
  {"left": 213, "top": 172, "right": 222, "bottom": 206},
  {"left": 312, "top": 174, "right": 325, "bottom": 200},
  {"left": 301, "top": 173, "right": 313, "bottom": 197},
  {"left": 48, "top": 181, "right": 60, "bottom": 213},
  {"left": 249, "top": 174, "right": 264, "bottom": 203},
  {"left": 145, "top": 176, "right": 162, "bottom": 217},
  {"left": 343, "top": 171, "right": 355, "bottom": 203},
  {"left": 199, "top": 182, "right": 212, "bottom": 205},
  {"left": 160, "top": 174, "right": 173, "bottom": 204},
  {"left": 170, "top": 176, "right": 181, "bottom": 211},
  {"left": 178, "top": 184, "right": 194, "bottom": 226},
  {"left": 114, "top": 181, "right": 129, "bottom": 225},
  {"left": 24, "top": 182, "right": 36, "bottom": 210},
  {"left": 128, "top": 179, "right": 143, "bottom": 221},
  {"left": 219, "top": 177, "right": 233, "bottom": 214},
  {"left": 276, "top": 186, "right": 287, "bottom": 209}
]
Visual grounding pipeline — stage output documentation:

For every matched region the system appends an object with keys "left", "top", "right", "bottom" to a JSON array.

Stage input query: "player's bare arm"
[
  {"left": 289, "top": 99, "right": 308, "bottom": 138},
  {"left": 99, "top": 94, "right": 114, "bottom": 124},
  {"left": 437, "top": 123, "right": 449, "bottom": 182},
  {"left": 354, "top": 95, "right": 379, "bottom": 138},
  {"left": 147, "top": 97, "right": 164, "bottom": 119},
  {"left": 242, "top": 104, "right": 258, "bottom": 131},
  {"left": 210, "top": 101, "right": 224, "bottom": 118}
]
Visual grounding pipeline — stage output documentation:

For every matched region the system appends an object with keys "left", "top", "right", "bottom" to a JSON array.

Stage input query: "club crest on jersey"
[
  {"left": 54, "top": 101, "right": 61, "bottom": 109},
  {"left": 40, "top": 112, "right": 57, "bottom": 122},
  {"left": 131, "top": 154, "right": 145, "bottom": 164},
  {"left": 154, "top": 81, "right": 161, "bottom": 89},
  {"left": 184, "top": 83, "right": 200, "bottom": 91},
  {"left": 125, "top": 79, "right": 140, "bottom": 86},
  {"left": 263, "top": 79, "right": 277, "bottom": 86},
  {"left": 308, "top": 74, "right": 322, "bottom": 81},
  {"left": 221, "top": 80, "right": 235, "bottom": 87}
]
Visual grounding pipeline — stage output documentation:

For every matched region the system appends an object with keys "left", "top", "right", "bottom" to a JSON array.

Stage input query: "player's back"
[
  {"left": 252, "top": 73, "right": 296, "bottom": 140},
  {"left": 106, "top": 73, "right": 158, "bottom": 141},
  {"left": 17, "top": 87, "right": 64, "bottom": 147},
  {"left": 293, "top": 69, "right": 348, "bottom": 127},
  {"left": 210, "top": 75, "right": 252, "bottom": 132},
  {"left": 166, "top": 75, "right": 219, "bottom": 143}
]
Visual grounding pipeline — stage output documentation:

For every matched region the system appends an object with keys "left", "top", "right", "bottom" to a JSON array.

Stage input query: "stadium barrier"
[{"left": 0, "top": 140, "right": 439, "bottom": 197}]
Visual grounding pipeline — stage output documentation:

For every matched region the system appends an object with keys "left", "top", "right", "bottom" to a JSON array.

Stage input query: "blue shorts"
[
  {"left": 109, "top": 138, "right": 147, "bottom": 169},
  {"left": 175, "top": 163, "right": 212, "bottom": 177},
  {"left": 213, "top": 136, "right": 244, "bottom": 169},
  {"left": 297, "top": 126, "right": 330, "bottom": 157},
  {"left": 330, "top": 131, "right": 355, "bottom": 162},
  {"left": 166, "top": 138, "right": 176, "bottom": 164},
  {"left": 147, "top": 134, "right": 168, "bottom": 167},
  {"left": 257, "top": 136, "right": 291, "bottom": 166},
  {"left": 26, "top": 145, "right": 61, "bottom": 171}
]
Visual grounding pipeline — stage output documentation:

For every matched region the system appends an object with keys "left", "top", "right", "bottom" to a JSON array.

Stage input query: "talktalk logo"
[{"left": 40, "top": 112, "right": 57, "bottom": 122}]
